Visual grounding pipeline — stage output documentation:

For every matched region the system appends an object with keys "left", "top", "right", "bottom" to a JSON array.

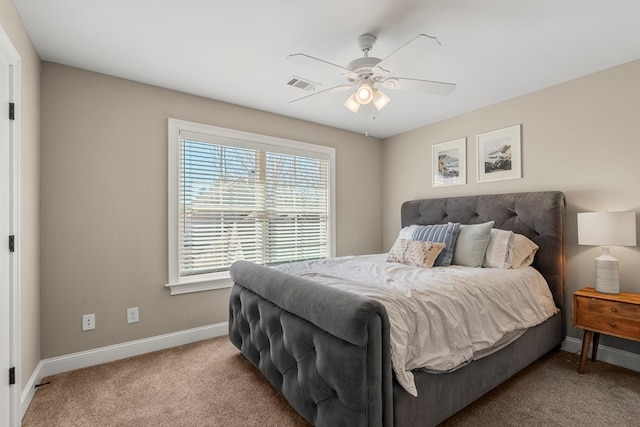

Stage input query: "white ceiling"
[{"left": 13, "top": 0, "right": 640, "bottom": 138}]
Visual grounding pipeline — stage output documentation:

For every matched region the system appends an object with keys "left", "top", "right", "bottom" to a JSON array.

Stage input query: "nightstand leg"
[
  {"left": 591, "top": 332, "right": 600, "bottom": 362},
  {"left": 578, "top": 330, "right": 593, "bottom": 374}
]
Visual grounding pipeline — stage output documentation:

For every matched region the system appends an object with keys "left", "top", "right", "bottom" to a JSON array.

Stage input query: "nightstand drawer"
[
  {"left": 575, "top": 311, "right": 640, "bottom": 339},
  {"left": 574, "top": 296, "right": 640, "bottom": 340},
  {"left": 574, "top": 295, "right": 640, "bottom": 319}
]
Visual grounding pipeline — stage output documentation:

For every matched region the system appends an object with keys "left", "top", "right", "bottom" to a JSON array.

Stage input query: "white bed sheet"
[{"left": 275, "top": 254, "right": 559, "bottom": 397}]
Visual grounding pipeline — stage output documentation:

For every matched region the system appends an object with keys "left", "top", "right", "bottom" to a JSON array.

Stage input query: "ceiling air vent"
[{"left": 285, "top": 76, "right": 319, "bottom": 92}]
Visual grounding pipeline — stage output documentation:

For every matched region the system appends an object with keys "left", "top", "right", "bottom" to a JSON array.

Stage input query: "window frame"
[{"left": 166, "top": 118, "right": 336, "bottom": 295}]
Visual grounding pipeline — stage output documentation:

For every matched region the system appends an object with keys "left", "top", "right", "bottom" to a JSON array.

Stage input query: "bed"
[{"left": 228, "top": 191, "right": 565, "bottom": 426}]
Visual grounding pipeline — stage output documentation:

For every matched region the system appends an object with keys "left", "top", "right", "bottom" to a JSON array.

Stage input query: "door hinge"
[
  {"left": 9, "top": 102, "right": 15, "bottom": 120},
  {"left": 9, "top": 235, "right": 15, "bottom": 252},
  {"left": 9, "top": 367, "right": 15, "bottom": 385}
]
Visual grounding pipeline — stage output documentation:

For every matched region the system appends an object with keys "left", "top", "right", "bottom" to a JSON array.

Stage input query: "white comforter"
[{"left": 275, "top": 254, "right": 558, "bottom": 396}]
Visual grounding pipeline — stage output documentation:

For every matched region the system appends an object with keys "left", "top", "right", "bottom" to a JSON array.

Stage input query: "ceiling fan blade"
[
  {"left": 287, "top": 53, "right": 353, "bottom": 75},
  {"left": 290, "top": 84, "right": 354, "bottom": 104},
  {"left": 373, "top": 34, "right": 442, "bottom": 76},
  {"left": 384, "top": 77, "right": 456, "bottom": 96}
]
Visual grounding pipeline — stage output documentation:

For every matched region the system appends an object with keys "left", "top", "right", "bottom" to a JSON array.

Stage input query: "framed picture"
[
  {"left": 432, "top": 138, "right": 466, "bottom": 187},
  {"left": 476, "top": 124, "right": 521, "bottom": 183}
]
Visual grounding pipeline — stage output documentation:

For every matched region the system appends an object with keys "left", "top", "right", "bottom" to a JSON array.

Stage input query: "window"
[{"left": 167, "top": 119, "right": 335, "bottom": 294}]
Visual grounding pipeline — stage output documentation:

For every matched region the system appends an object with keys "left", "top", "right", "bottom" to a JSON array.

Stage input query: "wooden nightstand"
[{"left": 572, "top": 287, "right": 640, "bottom": 373}]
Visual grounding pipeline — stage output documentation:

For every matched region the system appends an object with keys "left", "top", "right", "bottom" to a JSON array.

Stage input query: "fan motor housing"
[{"left": 347, "top": 57, "right": 382, "bottom": 81}]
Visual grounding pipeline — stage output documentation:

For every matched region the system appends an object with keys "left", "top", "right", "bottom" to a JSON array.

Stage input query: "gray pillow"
[{"left": 452, "top": 221, "right": 495, "bottom": 267}]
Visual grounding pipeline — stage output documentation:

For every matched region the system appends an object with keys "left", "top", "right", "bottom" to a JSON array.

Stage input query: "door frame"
[{"left": 0, "top": 23, "right": 22, "bottom": 427}]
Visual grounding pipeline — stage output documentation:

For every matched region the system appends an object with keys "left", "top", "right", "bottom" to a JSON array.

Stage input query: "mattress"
[{"left": 275, "top": 254, "right": 559, "bottom": 396}]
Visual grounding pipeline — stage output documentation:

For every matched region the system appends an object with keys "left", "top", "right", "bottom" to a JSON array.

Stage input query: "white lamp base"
[{"left": 594, "top": 247, "right": 620, "bottom": 294}]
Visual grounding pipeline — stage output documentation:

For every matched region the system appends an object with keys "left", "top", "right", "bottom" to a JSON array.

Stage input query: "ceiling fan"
[{"left": 288, "top": 33, "right": 456, "bottom": 113}]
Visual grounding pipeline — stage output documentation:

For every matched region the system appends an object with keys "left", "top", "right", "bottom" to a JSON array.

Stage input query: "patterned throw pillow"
[{"left": 387, "top": 239, "right": 446, "bottom": 268}]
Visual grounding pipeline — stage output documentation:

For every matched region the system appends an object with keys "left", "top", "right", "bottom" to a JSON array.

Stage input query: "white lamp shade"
[
  {"left": 577, "top": 211, "right": 637, "bottom": 246},
  {"left": 372, "top": 89, "right": 390, "bottom": 111},
  {"left": 355, "top": 80, "right": 374, "bottom": 104},
  {"left": 344, "top": 93, "right": 360, "bottom": 113}
]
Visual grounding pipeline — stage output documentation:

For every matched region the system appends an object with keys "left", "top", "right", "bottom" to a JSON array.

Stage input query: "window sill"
[{"left": 165, "top": 273, "right": 233, "bottom": 295}]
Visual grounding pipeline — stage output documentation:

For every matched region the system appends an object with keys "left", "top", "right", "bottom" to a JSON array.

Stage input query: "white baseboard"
[
  {"left": 20, "top": 360, "right": 43, "bottom": 419},
  {"left": 21, "top": 322, "right": 228, "bottom": 418},
  {"left": 561, "top": 336, "right": 640, "bottom": 373},
  {"left": 20, "top": 327, "right": 637, "bottom": 419}
]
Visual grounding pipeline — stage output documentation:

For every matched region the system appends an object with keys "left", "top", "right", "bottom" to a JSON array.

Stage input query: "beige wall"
[
  {"left": 0, "top": 0, "right": 41, "bottom": 391},
  {"left": 10, "top": 1, "right": 639, "bottom": 368},
  {"left": 382, "top": 59, "right": 640, "bottom": 354},
  {"left": 39, "top": 62, "right": 383, "bottom": 358}
]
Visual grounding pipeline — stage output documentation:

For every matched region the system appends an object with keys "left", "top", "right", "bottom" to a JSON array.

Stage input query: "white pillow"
[
  {"left": 483, "top": 228, "right": 514, "bottom": 268},
  {"left": 397, "top": 224, "right": 419, "bottom": 239}
]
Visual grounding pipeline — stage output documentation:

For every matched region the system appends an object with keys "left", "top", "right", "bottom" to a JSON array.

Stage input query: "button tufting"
[{"left": 231, "top": 285, "right": 369, "bottom": 424}]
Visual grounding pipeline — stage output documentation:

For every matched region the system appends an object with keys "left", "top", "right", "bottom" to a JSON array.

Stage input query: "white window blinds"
[{"left": 178, "top": 129, "right": 331, "bottom": 278}]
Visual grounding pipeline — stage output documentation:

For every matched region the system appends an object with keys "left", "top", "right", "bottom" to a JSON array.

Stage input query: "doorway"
[{"left": 0, "top": 23, "right": 21, "bottom": 427}]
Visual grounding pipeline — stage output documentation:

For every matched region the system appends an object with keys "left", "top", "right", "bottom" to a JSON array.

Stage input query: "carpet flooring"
[{"left": 23, "top": 336, "right": 640, "bottom": 426}]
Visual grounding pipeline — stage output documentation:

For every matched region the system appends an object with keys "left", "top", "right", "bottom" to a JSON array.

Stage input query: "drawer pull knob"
[
  {"left": 610, "top": 322, "right": 617, "bottom": 328},
  {"left": 611, "top": 307, "right": 618, "bottom": 313}
]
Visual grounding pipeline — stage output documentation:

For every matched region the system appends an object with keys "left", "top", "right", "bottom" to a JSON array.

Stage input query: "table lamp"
[{"left": 577, "top": 211, "right": 637, "bottom": 294}]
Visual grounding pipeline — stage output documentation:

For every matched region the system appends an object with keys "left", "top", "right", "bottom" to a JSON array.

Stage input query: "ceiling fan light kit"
[
  {"left": 344, "top": 79, "right": 391, "bottom": 113},
  {"left": 345, "top": 81, "right": 389, "bottom": 113},
  {"left": 288, "top": 33, "right": 456, "bottom": 115}
]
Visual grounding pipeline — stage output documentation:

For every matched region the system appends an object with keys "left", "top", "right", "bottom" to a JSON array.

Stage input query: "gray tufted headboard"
[{"left": 400, "top": 191, "right": 566, "bottom": 317}]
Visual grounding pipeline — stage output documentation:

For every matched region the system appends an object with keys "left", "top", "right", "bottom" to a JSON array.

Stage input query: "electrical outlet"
[
  {"left": 127, "top": 307, "right": 139, "bottom": 324},
  {"left": 82, "top": 314, "right": 95, "bottom": 331}
]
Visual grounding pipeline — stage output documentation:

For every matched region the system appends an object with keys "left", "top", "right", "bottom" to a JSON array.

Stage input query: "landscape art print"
[
  {"left": 476, "top": 125, "right": 521, "bottom": 183},
  {"left": 432, "top": 138, "right": 466, "bottom": 187},
  {"left": 482, "top": 137, "right": 511, "bottom": 173}
]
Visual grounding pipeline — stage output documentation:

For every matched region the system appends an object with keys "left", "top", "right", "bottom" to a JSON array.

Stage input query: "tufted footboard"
[{"left": 228, "top": 260, "right": 394, "bottom": 426}]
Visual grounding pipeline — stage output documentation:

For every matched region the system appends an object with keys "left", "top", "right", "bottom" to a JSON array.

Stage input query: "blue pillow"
[{"left": 411, "top": 222, "right": 461, "bottom": 266}]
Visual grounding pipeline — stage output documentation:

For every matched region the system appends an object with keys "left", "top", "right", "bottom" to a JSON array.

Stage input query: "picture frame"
[
  {"left": 476, "top": 124, "right": 521, "bottom": 183},
  {"left": 432, "top": 138, "right": 466, "bottom": 187}
]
